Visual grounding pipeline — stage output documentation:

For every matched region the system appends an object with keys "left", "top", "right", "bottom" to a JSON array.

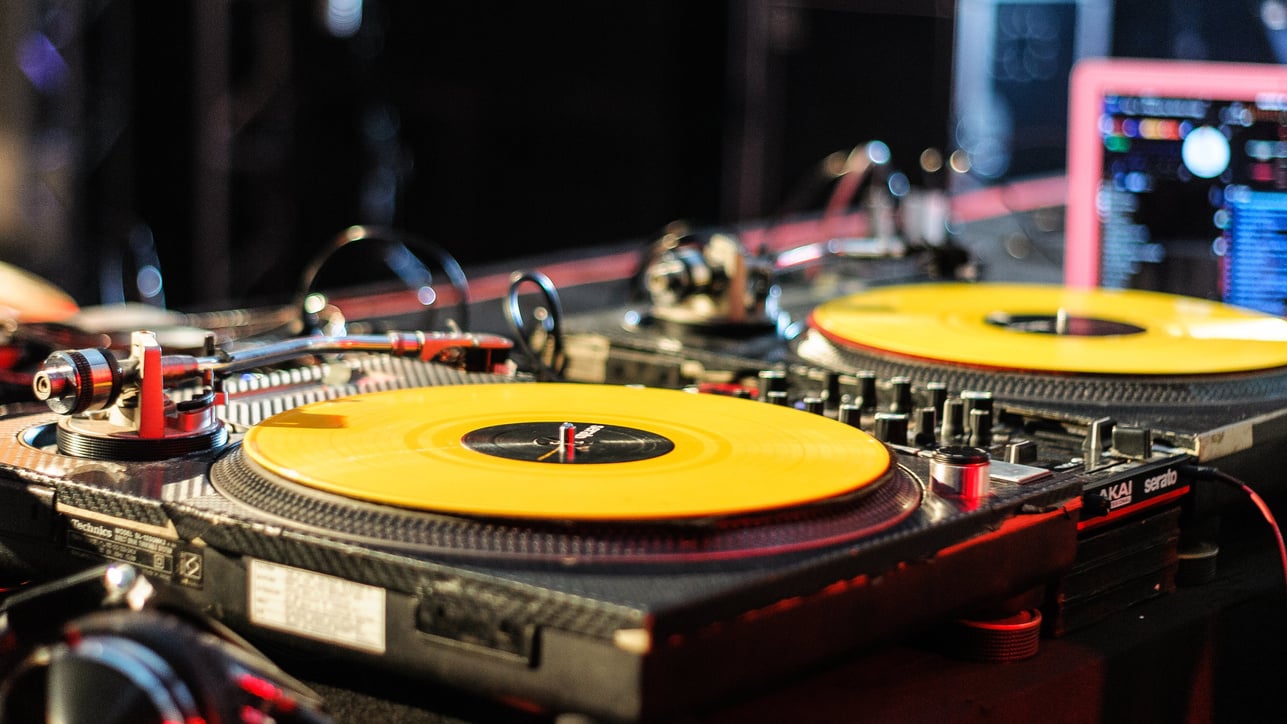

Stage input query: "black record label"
[
  {"left": 461, "top": 421, "right": 675, "bottom": 464},
  {"left": 984, "top": 312, "right": 1145, "bottom": 336}
]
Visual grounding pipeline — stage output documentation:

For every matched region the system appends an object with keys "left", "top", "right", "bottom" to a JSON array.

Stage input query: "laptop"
[{"left": 1064, "top": 57, "right": 1287, "bottom": 316}]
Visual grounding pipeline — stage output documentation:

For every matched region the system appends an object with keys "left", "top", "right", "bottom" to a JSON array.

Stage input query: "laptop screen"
[{"left": 1064, "top": 58, "right": 1287, "bottom": 316}]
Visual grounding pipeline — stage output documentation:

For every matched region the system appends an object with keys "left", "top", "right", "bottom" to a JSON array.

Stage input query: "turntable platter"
[
  {"left": 241, "top": 383, "right": 893, "bottom": 520},
  {"left": 807, "top": 283, "right": 1287, "bottom": 376}
]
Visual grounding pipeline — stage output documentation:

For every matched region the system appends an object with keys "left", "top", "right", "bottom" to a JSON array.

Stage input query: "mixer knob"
[
  {"left": 940, "top": 398, "right": 964, "bottom": 444},
  {"left": 873, "top": 412, "right": 908, "bottom": 446},
  {"left": 855, "top": 371, "right": 877, "bottom": 412},
  {"left": 960, "top": 389, "right": 993, "bottom": 435},
  {"left": 838, "top": 403, "right": 862, "bottom": 428},
  {"left": 889, "top": 376, "right": 913, "bottom": 414},
  {"left": 757, "top": 369, "right": 787, "bottom": 402},
  {"left": 968, "top": 408, "right": 993, "bottom": 447},
  {"left": 913, "top": 407, "right": 938, "bottom": 447},
  {"left": 1111, "top": 425, "right": 1152, "bottom": 460},
  {"left": 1005, "top": 439, "right": 1038, "bottom": 464},
  {"left": 822, "top": 371, "right": 842, "bottom": 409},
  {"left": 925, "top": 381, "right": 948, "bottom": 418}
]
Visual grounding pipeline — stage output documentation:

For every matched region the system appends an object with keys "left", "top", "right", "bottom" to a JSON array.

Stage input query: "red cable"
[{"left": 1198, "top": 466, "right": 1287, "bottom": 592}]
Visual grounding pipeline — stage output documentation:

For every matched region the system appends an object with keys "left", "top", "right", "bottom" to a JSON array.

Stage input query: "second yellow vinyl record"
[
  {"left": 241, "top": 383, "right": 893, "bottom": 520},
  {"left": 808, "top": 283, "right": 1287, "bottom": 375}
]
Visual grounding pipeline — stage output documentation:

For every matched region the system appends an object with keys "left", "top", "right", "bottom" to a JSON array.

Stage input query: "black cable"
[
  {"left": 1182, "top": 464, "right": 1287, "bottom": 596},
  {"left": 295, "top": 225, "right": 470, "bottom": 333},
  {"left": 503, "top": 270, "right": 565, "bottom": 381}
]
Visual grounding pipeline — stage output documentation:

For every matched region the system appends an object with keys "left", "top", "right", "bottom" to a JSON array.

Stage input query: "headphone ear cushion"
[{"left": 1, "top": 607, "right": 329, "bottom": 724}]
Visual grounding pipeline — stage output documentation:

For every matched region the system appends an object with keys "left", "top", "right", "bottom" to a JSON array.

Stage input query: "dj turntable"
[
  {"left": 797, "top": 283, "right": 1287, "bottom": 467},
  {"left": 566, "top": 256, "right": 1287, "bottom": 486},
  {"left": 0, "top": 213, "right": 1284, "bottom": 722},
  {"left": 0, "top": 322, "right": 1100, "bottom": 721}
]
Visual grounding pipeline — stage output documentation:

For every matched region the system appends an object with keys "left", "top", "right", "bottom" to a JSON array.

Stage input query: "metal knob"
[
  {"left": 930, "top": 445, "right": 991, "bottom": 501},
  {"left": 32, "top": 348, "right": 122, "bottom": 415}
]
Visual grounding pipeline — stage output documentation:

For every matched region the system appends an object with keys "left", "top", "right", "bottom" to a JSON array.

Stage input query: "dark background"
[
  {"left": 0, "top": 0, "right": 955, "bottom": 310},
  {"left": 0, "top": 0, "right": 1283, "bottom": 311}
]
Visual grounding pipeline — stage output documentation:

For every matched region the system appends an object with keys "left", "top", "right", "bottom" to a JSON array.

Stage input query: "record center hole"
[
  {"left": 985, "top": 312, "right": 1145, "bottom": 336},
  {"left": 537, "top": 435, "right": 586, "bottom": 451}
]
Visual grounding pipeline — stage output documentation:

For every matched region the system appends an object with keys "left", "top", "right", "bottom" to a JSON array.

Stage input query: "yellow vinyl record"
[
  {"left": 241, "top": 383, "right": 892, "bottom": 520},
  {"left": 808, "top": 283, "right": 1287, "bottom": 375}
]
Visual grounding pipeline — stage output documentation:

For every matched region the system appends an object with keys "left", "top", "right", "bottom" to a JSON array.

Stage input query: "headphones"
[{"left": 0, "top": 563, "right": 331, "bottom": 724}]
